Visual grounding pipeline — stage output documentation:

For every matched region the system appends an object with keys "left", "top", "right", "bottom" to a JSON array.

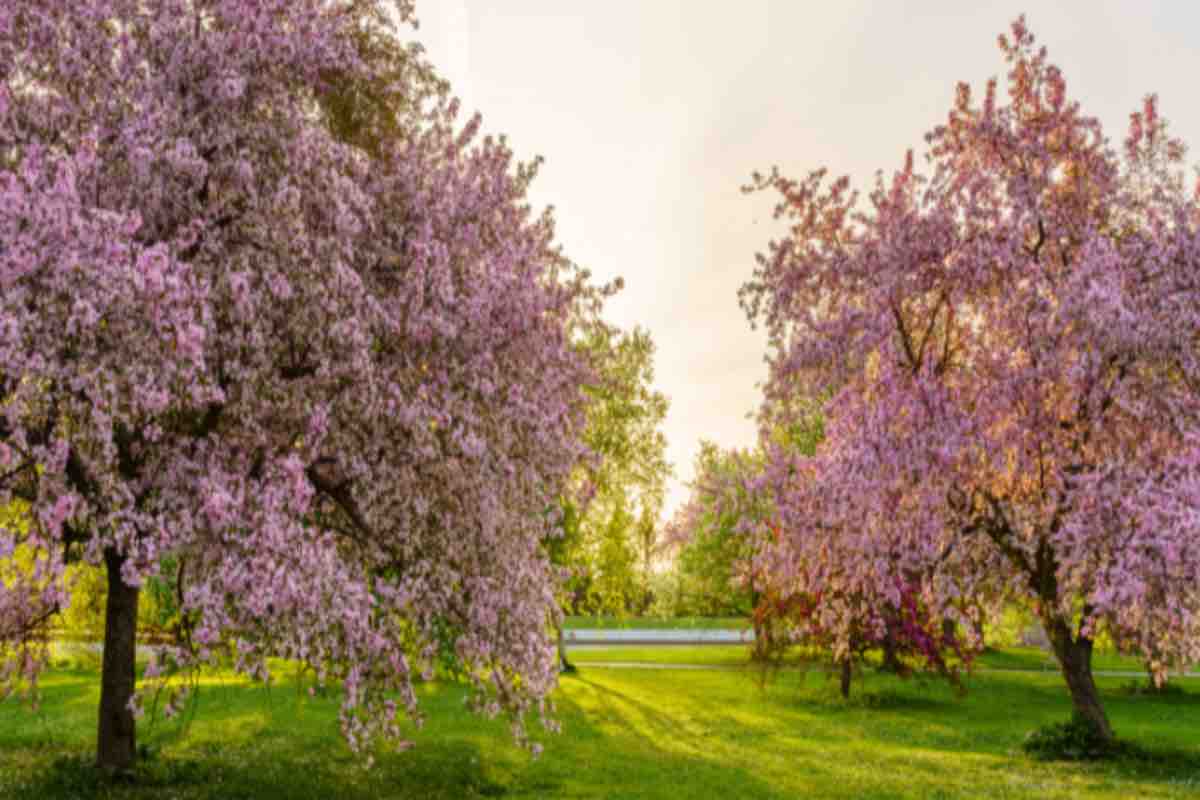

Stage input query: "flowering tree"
[
  {"left": 741, "top": 17, "right": 1200, "bottom": 741},
  {"left": 0, "top": 0, "right": 607, "bottom": 772},
  {"left": 750, "top": 562, "right": 968, "bottom": 698},
  {"left": 669, "top": 415, "right": 968, "bottom": 695}
]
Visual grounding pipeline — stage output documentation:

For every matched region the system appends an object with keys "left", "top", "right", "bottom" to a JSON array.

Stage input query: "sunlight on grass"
[{"left": 1, "top": 660, "right": 1198, "bottom": 798}]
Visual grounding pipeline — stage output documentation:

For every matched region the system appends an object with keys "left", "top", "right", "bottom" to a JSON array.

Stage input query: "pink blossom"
[
  {"left": 741, "top": 17, "right": 1200, "bottom": 734},
  {"left": 1, "top": 0, "right": 599, "bottom": 762}
]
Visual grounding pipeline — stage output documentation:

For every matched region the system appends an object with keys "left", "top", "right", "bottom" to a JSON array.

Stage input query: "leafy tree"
[
  {"left": 57, "top": 556, "right": 182, "bottom": 645},
  {"left": 541, "top": 325, "right": 669, "bottom": 670},
  {"left": 667, "top": 403, "right": 824, "bottom": 620},
  {"left": 741, "top": 17, "right": 1200, "bottom": 741},
  {"left": 585, "top": 488, "right": 641, "bottom": 616},
  {"left": 632, "top": 501, "right": 660, "bottom": 614},
  {"left": 559, "top": 326, "right": 671, "bottom": 616},
  {"left": 1, "top": 0, "right": 607, "bottom": 772},
  {"left": 667, "top": 442, "right": 761, "bottom": 617}
]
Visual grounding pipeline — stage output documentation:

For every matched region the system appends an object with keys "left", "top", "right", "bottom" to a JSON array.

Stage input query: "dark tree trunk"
[
  {"left": 1043, "top": 614, "right": 1114, "bottom": 743},
  {"left": 880, "top": 633, "right": 904, "bottom": 673},
  {"left": 839, "top": 657, "right": 852, "bottom": 699},
  {"left": 556, "top": 624, "right": 575, "bottom": 673},
  {"left": 97, "top": 549, "right": 140, "bottom": 773}
]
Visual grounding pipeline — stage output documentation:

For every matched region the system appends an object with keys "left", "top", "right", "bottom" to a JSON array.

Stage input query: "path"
[{"left": 563, "top": 628, "right": 753, "bottom": 645}]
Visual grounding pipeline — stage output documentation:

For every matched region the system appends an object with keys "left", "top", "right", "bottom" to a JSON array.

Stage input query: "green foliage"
[
  {"left": 57, "top": 561, "right": 181, "bottom": 643},
  {"left": 642, "top": 569, "right": 689, "bottom": 618},
  {"left": 584, "top": 491, "right": 640, "bottom": 616},
  {"left": 553, "top": 325, "right": 671, "bottom": 617},
  {"left": 3, "top": 499, "right": 180, "bottom": 643},
  {"left": 57, "top": 564, "right": 106, "bottom": 641},
  {"left": 667, "top": 406, "right": 825, "bottom": 619},
  {"left": 984, "top": 604, "right": 1038, "bottom": 648},
  {"left": 0, "top": 499, "right": 27, "bottom": 535},
  {"left": 667, "top": 443, "right": 760, "bottom": 617},
  {"left": 0, "top": 501, "right": 33, "bottom": 585},
  {"left": 1022, "top": 713, "right": 1131, "bottom": 761},
  {"left": 317, "top": 8, "right": 448, "bottom": 158}
]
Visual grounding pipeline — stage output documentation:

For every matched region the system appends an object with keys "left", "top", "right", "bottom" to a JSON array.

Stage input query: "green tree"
[
  {"left": 667, "top": 403, "right": 824, "bottom": 618},
  {"left": 633, "top": 502, "right": 661, "bottom": 614},
  {"left": 586, "top": 488, "right": 641, "bottom": 616},
  {"left": 576, "top": 326, "right": 670, "bottom": 613},
  {"left": 547, "top": 324, "right": 671, "bottom": 665}
]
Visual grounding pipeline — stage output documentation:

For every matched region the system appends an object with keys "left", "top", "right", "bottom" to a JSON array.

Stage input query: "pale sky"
[{"left": 412, "top": 1, "right": 1200, "bottom": 517}]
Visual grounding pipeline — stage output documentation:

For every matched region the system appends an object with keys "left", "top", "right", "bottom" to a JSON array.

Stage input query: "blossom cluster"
[
  {"left": 740, "top": 17, "right": 1200, "bottom": 688},
  {"left": 1, "top": 0, "right": 604, "bottom": 753}
]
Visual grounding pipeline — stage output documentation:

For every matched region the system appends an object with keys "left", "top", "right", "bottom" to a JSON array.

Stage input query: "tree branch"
[{"left": 306, "top": 459, "right": 373, "bottom": 542}]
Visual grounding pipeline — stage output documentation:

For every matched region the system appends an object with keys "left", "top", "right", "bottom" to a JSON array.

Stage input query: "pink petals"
[
  {"left": 1, "top": 0, "right": 599, "bottom": 759},
  {"left": 739, "top": 16, "right": 1200, "bottom": 680}
]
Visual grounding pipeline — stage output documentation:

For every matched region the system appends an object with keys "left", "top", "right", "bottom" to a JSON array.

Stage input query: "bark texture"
[
  {"left": 556, "top": 625, "right": 575, "bottom": 672},
  {"left": 1044, "top": 613, "right": 1114, "bottom": 742},
  {"left": 839, "top": 657, "right": 852, "bottom": 699},
  {"left": 96, "top": 549, "right": 140, "bottom": 773}
]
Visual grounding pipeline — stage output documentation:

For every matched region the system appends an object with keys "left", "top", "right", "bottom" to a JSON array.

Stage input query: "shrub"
[{"left": 1022, "top": 713, "right": 1129, "bottom": 761}]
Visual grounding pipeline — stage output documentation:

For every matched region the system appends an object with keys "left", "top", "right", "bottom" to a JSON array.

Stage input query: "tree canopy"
[
  {"left": 740, "top": 16, "right": 1200, "bottom": 740},
  {"left": 555, "top": 325, "right": 671, "bottom": 617},
  {"left": 0, "top": 0, "right": 609, "bottom": 770}
]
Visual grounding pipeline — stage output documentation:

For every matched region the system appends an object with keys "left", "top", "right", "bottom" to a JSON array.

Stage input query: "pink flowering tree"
[
  {"left": 1, "top": 0, "right": 607, "bottom": 772},
  {"left": 740, "top": 17, "right": 1200, "bottom": 741}
]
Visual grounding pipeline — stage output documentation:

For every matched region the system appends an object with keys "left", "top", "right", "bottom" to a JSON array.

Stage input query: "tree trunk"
[
  {"left": 941, "top": 617, "right": 957, "bottom": 644},
  {"left": 556, "top": 624, "right": 575, "bottom": 673},
  {"left": 880, "top": 633, "right": 904, "bottom": 673},
  {"left": 97, "top": 549, "right": 140, "bottom": 773},
  {"left": 1043, "top": 614, "right": 1114, "bottom": 743},
  {"left": 839, "top": 657, "right": 852, "bottom": 699}
]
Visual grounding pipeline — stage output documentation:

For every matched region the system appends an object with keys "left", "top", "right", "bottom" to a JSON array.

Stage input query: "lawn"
[
  {"left": 570, "top": 644, "right": 756, "bottom": 666},
  {"left": 567, "top": 643, "right": 1156, "bottom": 674},
  {"left": 2, "top": 655, "right": 1199, "bottom": 799}
]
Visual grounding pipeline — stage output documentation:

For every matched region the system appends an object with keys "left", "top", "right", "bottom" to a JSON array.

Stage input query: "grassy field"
[
  {"left": 2, "top": 652, "right": 1199, "bottom": 799},
  {"left": 567, "top": 644, "right": 1154, "bottom": 673}
]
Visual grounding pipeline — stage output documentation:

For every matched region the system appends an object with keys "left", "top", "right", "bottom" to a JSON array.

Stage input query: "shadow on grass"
[
  {"left": 550, "top": 675, "right": 814, "bottom": 798},
  {"left": 1111, "top": 743, "right": 1200, "bottom": 783},
  {"left": 9, "top": 670, "right": 786, "bottom": 800},
  {"left": 11, "top": 702, "right": 787, "bottom": 800},
  {"left": 8, "top": 666, "right": 1200, "bottom": 799},
  {"left": 10, "top": 740, "right": 517, "bottom": 800}
]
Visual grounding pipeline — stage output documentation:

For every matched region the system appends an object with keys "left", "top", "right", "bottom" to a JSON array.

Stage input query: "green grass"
[
  {"left": 564, "top": 616, "right": 750, "bottom": 630},
  {"left": 3, "top": 656, "right": 1199, "bottom": 799},
  {"left": 569, "top": 644, "right": 755, "bottom": 666},
  {"left": 975, "top": 647, "right": 1146, "bottom": 673},
  {"left": 568, "top": 643, "right": 1156, "bottom": 674}
]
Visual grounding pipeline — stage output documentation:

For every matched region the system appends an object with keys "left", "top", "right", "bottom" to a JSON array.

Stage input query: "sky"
[{"left": 410, "top": 1, "right": 1200, "bottom": 518}]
